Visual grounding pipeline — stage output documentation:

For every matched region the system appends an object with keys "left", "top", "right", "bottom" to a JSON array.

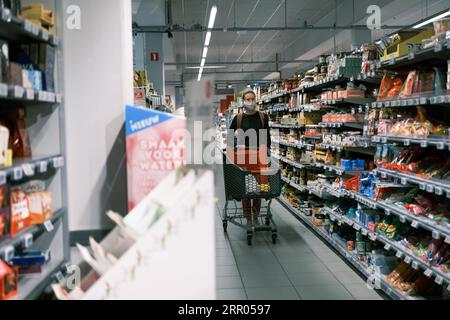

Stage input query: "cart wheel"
[
  {"left": 265, "top": 217, "right": 271, "bottom": 226},
  {"left": 247, "top": 235, "right": 253, "bottom": 246},
  {"left": 223, "top": 221, "right": 228, "bottom": 233},
  {"left": 272, "top": 233, "right": 277, "bottom": 244}
]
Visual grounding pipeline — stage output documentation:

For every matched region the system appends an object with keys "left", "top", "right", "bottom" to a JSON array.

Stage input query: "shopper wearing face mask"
[{"left": 228, "top": 89, "right": 271, "bottom": 227}]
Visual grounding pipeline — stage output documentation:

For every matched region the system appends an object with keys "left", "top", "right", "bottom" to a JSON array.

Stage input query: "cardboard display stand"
[{"left": 62, "top": 168, "right": 215, "bottom": 300}]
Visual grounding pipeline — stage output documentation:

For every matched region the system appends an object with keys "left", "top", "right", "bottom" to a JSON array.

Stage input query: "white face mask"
[{"left": 243, "top": 101, "right": 256, "bottom": 112}]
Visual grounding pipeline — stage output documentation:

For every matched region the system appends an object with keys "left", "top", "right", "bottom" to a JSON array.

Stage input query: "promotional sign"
[{"left": 126, "top": 105, "right": 186, "bottom": 211}]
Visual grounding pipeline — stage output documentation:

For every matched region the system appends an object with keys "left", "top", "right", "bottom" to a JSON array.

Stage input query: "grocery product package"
[
  {"left": 0, "top": 185, "right": 10, "bottom": 241},
  {"left": 0, "top": 40, "right": 8, "bottom": 84},
  {"left": 18, "top": 180, "right": 52, "bottom": 225},
  {"left": 0, "top": 107, "right": 32, "bottom": 159},
  {"left": 9, "top": 188, "right": 31, "bottom": 237},
  {"left": 0, "top": 260, "right": 18, "bottom": 300},
  {"left": 0, "top": 125, "right": 9, "bottom": 168}
]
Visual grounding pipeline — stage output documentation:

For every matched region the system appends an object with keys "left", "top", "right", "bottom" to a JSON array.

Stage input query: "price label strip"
[
  {"left": 13, "top": 167, "right": 23, "bottom": 181},
  {"left": 395, "top": 251, "right": 403, "bottom": 258},
  {"left": 22, "top": 163, "right": 35, "bottom": 177},
  {"left": 41, "top": 29, "right": 49, "bottom": 41},
  {"left": 22, "top": 233, "right": 33, "bottom": 248},
  {"left": 44, "top": 220, "right": 54, "bottom": 232},
  {"left": 424, "top": 268, "right": 433, "bottom": 278},
  {"left": 2, "top": 246, "right": 15, "bottom": 262},
  {"left": 38, "top": 161, "right": 48, "bottom": 173},
  {"left": 432, "top": 230, "right": 440, "bottom": 240},
  {"left": 434, "top": 276, "right": 443, "bottom": 285},
  {"left": 14, "top": 86, "right": 24, "bottom": 98},
  {"left": 24, "top": 20, "right": 33, "bottom": 32},
  {"left": 0, "top": 171, "right": 6, "bottom": 185},
  {"left": 404, "top": 256, "right": 412, "bottom": 264},
  {"left": 26, "top": 89, "right": 35, "bottom": 100},
  {"left": 0, "top": 83, "right": 7, "bottom": 96}
]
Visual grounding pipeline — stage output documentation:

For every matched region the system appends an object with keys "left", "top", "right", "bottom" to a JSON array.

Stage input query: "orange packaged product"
[
  {"left": 332, "top": 91, "right": 338, "bottom": 100},
  {"left": 10, "top": 189, "right": 31, "bottom": 237},
  {"left": 387, "top": 76, "right": 405, "bottom": 98},
  {"left": 28, "top": 192, "right": 52, "bottom": 224},
  {"left": 0, "top": 260, "right": 18, "bottom": 300},
  {"left": 377, "top": 74, "right": 393, "bottom": 101},
  {"left": 399, "top": 70, "right": 418, "bottom": 98}
]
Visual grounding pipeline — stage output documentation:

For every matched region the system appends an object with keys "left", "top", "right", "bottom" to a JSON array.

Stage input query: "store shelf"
[
  {"left": 269, "top": 124, "right": 304, "bottom": 129},
  {"left": 277, "top": 196, "right": 411, "bottom": 300},
  {"left": 0, "top": 8, "right": 57, "bottom": 46},
  {"left": 258, "top": 91, "right": 289, "bottom": 104},
  {"left": 319, "top": 122, "right": 365, "bottom": 129},
  {"left": 0, "top": 155, "right": 65, "bottom": 186},
  {"left": 290, "top": 75, "right": 349, "bottom": 93},
  {"left": 322, "top": 207, "right": 450, "bottom": 287},
  {"left": 318, "top": 142, "right": 375, "bottom": 154},
  {"left": 274, "top": 154, "right": 313, "bottom": 170},
  {"left": 281, "top": 176, "right": 309, "bottom": 192},
  {"left": 378, "top": 40, "right": 450, "bottom": 70},
  {"left": 372, "top": 135, "right": 450, "bottom": 150},
  {"left": 289, "top": 104, "right": 323, "bottom": 113},
  {"left": 267, "top": 104, "right": 290, "bottom": 113},
  {"left": 322, "top": 98, "right": 374, "bottom": 106},
  {"left": 15, "top": 259, "right": 67, "bottom": 300},
  {"left": 372, "top": 93, "right": 450, "bottom": 108},
  {"left": 0, "top": 208, "right": 66, "bottom": 258},
  {"left": 299, "top": 180, "right": 450, "bottom": 241},
  {"left": 376, "top": 168, "right": 450, "bottom": 198},
  {"left": 313, "top": 162, "right": 363, "bottom": 176},
  {"left": 354, "top": 73, "right": 383, "bottom": 85},
  {"left": 302, "top": 135, "right": 322, "bottom": 140},
  {"left": 272, "top": 139, "right": 304, "bottom": 149},
  {"left": 0, "top": 84, "right": 62, "bottom": 104}
]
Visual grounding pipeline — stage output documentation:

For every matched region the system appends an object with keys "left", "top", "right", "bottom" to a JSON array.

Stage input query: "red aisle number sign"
[{"left": 150, "top": 52, "right": 159, "bottom": 61}]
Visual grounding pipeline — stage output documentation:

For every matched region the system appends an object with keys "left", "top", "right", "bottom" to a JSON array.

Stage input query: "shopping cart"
[{"left": 221, "top": 151, "right": 281, "bottom": 246}]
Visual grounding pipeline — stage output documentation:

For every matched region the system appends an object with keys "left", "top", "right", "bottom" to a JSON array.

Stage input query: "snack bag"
[{"left": 10, "top": 189, "right": 31, "bottom": 237}]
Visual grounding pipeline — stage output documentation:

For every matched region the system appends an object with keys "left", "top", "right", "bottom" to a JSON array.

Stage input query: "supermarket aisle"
[{"left": 214, "top": 163, "right": 384, "bottom": 300}]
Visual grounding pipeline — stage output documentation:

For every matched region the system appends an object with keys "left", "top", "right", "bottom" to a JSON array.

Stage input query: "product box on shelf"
[
  {"left": 21, "top": 3, "right": 54, "bottom": 26},
  {"left": 0, "top": 185, "right": 10, "bottom": 241},
  {"left": 380, "top": 28, "right": 435, "bottom": 62},
  {"left": 338, "top": 89, "right": 365, "bottom": 99},
  {"left": 0, "top": 108, "right": 32, "bottom": 159},
  {"left": 0, "top": 40, "right": 9, "bottom": 84},
  {"left": 10, "top": 250, "right": 51, "bottom": 274},
  {"left": 10, "top": 189, "right": 31, "bottom": 237},
  {"left": 0, "top": 259, "right": 18, "bottom": 300},
  {"left": 7, "top": 62, "right": 23, "bottom": 86},
  {"left": 20, "top": 180, "right": 52, "bottom": 225},
  {"left": 0, "top": 125, "right": 9, "bottom": 168}
]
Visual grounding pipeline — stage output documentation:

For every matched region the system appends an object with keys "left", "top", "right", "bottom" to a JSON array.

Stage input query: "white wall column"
[{"left": 61, "top": 0, "right": 134, "bottom": 232}]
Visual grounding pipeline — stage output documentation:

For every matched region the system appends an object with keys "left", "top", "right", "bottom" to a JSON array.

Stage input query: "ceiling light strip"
[{"left": 198, "top": 5, "right": 217, "bottom": 81}]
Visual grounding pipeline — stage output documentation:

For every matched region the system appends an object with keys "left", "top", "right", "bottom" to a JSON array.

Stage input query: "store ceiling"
[{"left": 133, "top": 0, "right": 448, "bottom": 89}]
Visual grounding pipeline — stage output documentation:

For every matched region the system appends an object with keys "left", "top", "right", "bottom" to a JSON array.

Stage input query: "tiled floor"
[{"left": 214, "top": 163, "right": 384, "bottom": 301}]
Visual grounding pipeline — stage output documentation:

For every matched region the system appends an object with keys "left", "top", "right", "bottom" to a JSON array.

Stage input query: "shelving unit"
[
  {"left": 0, "top": 1, "right": 69, "bottom": 300},
  {"left": 322, "top": 206, "right": 450, "bottom": 287},
  {"left": 277, "top": 196, "right": 414, "bottom": 300},
  {"left": 262, "top": 29, "right": 450, "bottom": 299},
  {"left": 376, "top": 168, "right": 450, "bottom": 198},
  {"left": 377, "top": 39, "right": 450, "bottom": 70},
  {"left": 372, "top": 135, "right": 450, "bottom": 150}
]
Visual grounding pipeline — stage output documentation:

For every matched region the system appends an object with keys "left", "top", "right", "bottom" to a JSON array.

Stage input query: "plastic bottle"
[{"left": 356, "top": 232, "right": 366, "bottom": 256}]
